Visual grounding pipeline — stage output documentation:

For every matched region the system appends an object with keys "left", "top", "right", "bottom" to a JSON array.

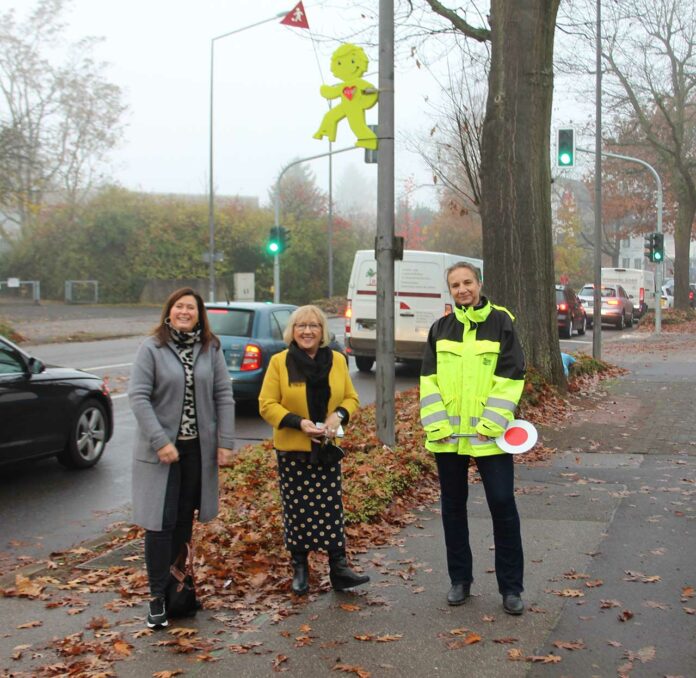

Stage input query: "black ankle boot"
[
  {"left": 291, "top": 552, "right": 309, "bottom": 595},
  {"left": 328, "top": 550, "right": 370, "bottom": 591}
]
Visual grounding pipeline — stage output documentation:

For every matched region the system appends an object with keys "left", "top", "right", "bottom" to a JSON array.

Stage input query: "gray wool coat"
[{"left": 128, "top": 336, "right": 235, "bottom": 531}]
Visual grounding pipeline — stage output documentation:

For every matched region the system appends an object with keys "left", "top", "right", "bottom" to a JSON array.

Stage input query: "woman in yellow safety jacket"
[{"left": 420, "top": 261, "right": 526, "bottom": 615}]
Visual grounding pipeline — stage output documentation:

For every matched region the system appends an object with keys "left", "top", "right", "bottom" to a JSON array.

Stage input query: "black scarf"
[{"left": 287, "top": 342, "right": 333, "bottom": 426}]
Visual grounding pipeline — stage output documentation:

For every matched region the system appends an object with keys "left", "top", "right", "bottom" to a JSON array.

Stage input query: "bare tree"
[
  {"left": 0, "top": 0, "right": 126, "bottom": 227},
  {"left": 561, "top": 0, "right": 696, "bottom": 309},
  {"left": 410, "top": 51, "right": 486, "bottom": 213}
]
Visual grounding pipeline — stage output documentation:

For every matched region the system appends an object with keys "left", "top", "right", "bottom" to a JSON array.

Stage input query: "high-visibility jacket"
[{"left": 419, "top": 297, "right": 525, "bottom": 457}]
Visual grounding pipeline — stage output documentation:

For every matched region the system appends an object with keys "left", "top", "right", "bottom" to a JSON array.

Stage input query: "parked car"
[
  {"left": 205, "top": 302, "right": 345, "bottom": 401},
  {"left": 0, "top": 335, "right": 113, "bottom": 468},
  {"left": 555, "top": 285, "right": 587, "bottom": 338},
  {"left": 690, "top": 283, "right": 696, "bottom": 309},
  {"left": 578, "top": 283, "right": 635, "bottom": 329}
]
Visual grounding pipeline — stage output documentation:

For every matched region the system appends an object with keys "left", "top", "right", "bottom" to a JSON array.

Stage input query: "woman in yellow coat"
[{"left": 259, "top": 305, "right": 367, "bottom": 596}]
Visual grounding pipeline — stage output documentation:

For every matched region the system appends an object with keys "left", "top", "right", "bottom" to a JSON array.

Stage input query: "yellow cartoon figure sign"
[{"left": 313, "top": 43, "right": 378, "bottom": 150}]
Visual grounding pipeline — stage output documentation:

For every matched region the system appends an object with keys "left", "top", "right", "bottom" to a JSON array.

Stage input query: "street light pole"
[{"left": 207, "top": 12, "right": 288, "bottom": 303}]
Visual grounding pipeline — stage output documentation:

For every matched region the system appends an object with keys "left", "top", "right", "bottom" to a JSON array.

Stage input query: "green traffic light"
[
  {"left": 267, "top": 241, "right": 280, "bottom": 254},
  {"left": 559, "top": 152, "right": 572, "bottom": 166},
  {"left": 653, "top": 251, "right": 663, "bottom": 262}
]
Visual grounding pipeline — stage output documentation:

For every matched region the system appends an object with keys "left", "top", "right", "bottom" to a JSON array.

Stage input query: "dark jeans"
[
  {"left": 144, "top": 438, "right": 201, "bottom": 598},
  {"left": 435, "top": 452, "right": 524, "bottom": 595}
]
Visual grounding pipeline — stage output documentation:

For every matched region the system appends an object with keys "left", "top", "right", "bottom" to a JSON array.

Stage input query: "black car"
[
  {"left": 555, "top": 285, "right": 587, "bottom": 338},
  {"left": 205, "top": 302, "right": 345, "bottom": 402},
  {"left": 0, "top": 335, "right": 114, "bottom": 468}
]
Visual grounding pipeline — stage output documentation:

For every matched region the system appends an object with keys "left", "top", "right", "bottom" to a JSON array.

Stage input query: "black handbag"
[
  {"left": 166, "top": 542, "right": 198, "bottom": 618},
  {"left": 318, "top": 440, "right": 345, "bottom": 465}
]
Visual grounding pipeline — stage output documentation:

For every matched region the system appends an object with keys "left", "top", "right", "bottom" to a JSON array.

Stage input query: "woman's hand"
[
  {"left": 217, "top": 447, "right": 236, "bottom": 467},
  {"left": 157, "top": 443, "right": 179, "bottom": 464},
  {"left": 300, "top": 419, "right": 326, "bottom": 439},
  {"left": 322, "top": 412, "right": 343, "bottom": 438}
]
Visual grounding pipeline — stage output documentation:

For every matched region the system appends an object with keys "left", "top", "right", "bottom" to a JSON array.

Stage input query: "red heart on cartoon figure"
[{"left": 342, "top": 86, "right": 356, "bottom": 100}]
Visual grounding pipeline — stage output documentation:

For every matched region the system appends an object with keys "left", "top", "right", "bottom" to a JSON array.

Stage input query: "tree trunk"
[
  {"left": 480, "top": 0, "right": 564, "bottom": 386},
  {"left": 672, "top": 188, "right": 696, "bottom": 310}
]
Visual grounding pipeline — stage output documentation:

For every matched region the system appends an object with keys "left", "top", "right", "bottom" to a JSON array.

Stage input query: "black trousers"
[
  {"left": 144, "top": 439, "right": 201, "bottom": 598},
  {"left": 435, "top": 452, "right": 524, "bottom": 595}
]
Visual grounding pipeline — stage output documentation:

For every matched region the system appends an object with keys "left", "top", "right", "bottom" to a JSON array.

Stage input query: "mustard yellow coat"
[{"left": 259, "top": 349, "right": 360, "bottom": 452}]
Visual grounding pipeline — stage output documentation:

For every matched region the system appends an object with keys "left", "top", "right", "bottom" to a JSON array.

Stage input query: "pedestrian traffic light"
[
  {"left": 652, "top": 232, "right": 664, "bottom": 263},
  {"left": 643, "top": 233, "right": 654, "bottom": 260},
  {"left": 557, "top": 128, "right": 575, "bottom": 167},
  {"left": 266, "top": 226, "right": 288, "bottom": 255}
]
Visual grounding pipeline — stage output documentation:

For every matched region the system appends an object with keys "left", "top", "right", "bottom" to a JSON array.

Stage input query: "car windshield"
[
  {"left": 601, "top": 287, "right": 617, "bottom": 297},
  {"left": 207, "top": 309, "right": 254, "bottom": 337},
  {"left": 579, "top": 286, "right": 593, "bottom": 296}
]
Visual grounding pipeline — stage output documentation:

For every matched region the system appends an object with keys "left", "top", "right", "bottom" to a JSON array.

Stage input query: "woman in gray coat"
[{"left": 129, "top": 287, "right": 235, "bottom": 629}]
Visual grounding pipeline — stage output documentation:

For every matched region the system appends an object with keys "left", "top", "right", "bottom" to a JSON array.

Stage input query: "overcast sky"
[
  {"left": 2, "top": 0, "right": 592, "bottom": 211},
  {"left": 0, "top": 0, "right": 459, "bottom": 209}
]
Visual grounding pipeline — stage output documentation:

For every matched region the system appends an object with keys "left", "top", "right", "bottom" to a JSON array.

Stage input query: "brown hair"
[
  {"left": 445, "top": 261, "right": 481, "bottom": 285},
  {"left": 152, "top": 287, "right": 219, "bottom": 350}
]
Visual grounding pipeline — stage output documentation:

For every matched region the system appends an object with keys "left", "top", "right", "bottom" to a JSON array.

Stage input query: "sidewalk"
[{"left": 1, "top": 331, "right": 694, "bottom": 677}]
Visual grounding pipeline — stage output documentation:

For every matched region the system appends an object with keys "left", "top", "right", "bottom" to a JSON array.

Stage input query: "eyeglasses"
[{"left": 295, "top": 323, "right": 321, "bottom": 331}]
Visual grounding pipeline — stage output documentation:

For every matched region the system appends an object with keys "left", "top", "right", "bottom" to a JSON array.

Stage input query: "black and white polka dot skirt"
[{"left": 276, "top": 451, "right": 345, "bottom": 553}]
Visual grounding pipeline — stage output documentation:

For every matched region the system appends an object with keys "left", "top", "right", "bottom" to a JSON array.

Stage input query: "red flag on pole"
[{"left": 280, "top": 1, "right": 310, "bottom": 29}]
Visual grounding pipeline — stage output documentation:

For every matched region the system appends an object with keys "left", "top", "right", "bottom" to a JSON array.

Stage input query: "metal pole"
[
  {"left": 208, "top": 39, "right": 216, "bottom": 302},
  {"left": 376, "top": 0, "right": 395, "bottom": 446},
  {"left": 328, "top": 140, "right": 334, "bottom": 298},
  {"left": 273, "top": 146, "right": 357, "bottom": 303},
  {"left": 592, "top": 0, "right": 603, "bottom": 359},
  {"left": 207, "top": 12, "right": 289, "bottom": 304}
]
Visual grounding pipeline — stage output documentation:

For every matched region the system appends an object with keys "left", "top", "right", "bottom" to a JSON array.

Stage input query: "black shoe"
[
  {"left": 502, "top": 593, "right": 524, "bottom": 615},
  {"left": 329, "top": 552, "right": 370, "bottom": 591},
  {"left": 447, "top": 583, "right": 470, "bottom": 606},
  {"left": 291, "top": 552, "right": 309, "bottom": 596},
  {"left": 146, "top": 597, "right": 168, "bottom": 628}
]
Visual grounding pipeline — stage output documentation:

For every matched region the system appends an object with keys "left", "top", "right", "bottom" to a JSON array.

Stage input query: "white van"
[
  {"left": 600, "top": 268, "right": 656, "bottom": 317},
  {"left": 345, "top": 250, "right": 484, "bottom": 372}
]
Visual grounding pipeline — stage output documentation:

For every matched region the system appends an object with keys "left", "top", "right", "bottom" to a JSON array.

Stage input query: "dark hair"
[
  {"left": 153, "top": 287, "right": 219, "bottom": 350},
  {"left": 445, "top": 261, "right": 481, "bottom": 284}
]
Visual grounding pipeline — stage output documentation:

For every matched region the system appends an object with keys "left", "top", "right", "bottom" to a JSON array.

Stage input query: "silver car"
[{"left": 578, "top": 284, "right": 635, "bottom": 330}]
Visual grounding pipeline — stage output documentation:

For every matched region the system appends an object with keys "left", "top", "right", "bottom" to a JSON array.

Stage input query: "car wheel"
[
  {"left": 355, "top": 356, "right": 375, "bottom": 373},
  {"left": 627, "top": 311, "right": 634, "bottom": 327},
  {"left": 560, "top": 317, "right": 572, "bottom": 339},
  {"left": 577, "top": 315, "right": 587, "bottom": 336},
  {"left": 616, "top": 313, "right": 625, "bottom": 330},
  {"left": 58, "top": 399, "right": 108, "bottom": 469}
]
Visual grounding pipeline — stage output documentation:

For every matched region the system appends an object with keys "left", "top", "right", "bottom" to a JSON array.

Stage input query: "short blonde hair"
[{"left": 284, "top": 305, "right": 330, "bottom": 347}]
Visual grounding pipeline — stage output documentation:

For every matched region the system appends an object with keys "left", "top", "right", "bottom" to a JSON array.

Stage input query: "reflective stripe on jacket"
[{"left": 419, "top": 297, "right": 525, "bottom": 457}]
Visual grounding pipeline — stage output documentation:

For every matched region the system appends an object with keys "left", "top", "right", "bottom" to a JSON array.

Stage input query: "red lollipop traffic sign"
[
  {"left": 495, "top": 419, "right": 538, "bottom": 454},
  {"left": 452, "top": 419, "right": 538, "bottom": 454}
]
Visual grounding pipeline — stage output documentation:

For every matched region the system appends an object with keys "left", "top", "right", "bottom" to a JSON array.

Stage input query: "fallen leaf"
[
  {"left": 585, "top": 579, "right": 603, "bottom": 588},
  {"left": 527, "top": 654, "right": 562, "bottom": 664},
  {"left": 600, "top": 599, "right": 622, "bottom": 609},
  {"left": 333, "top": 663, "right": 371, "bottom": 677},
  {"left": 507, "top": 648, "right": 526, "bottom": 661},
  {"left": 16, "top": 620, "right": 42, "bottom": 629},
  {"left": 493, "top": 637, "right": 518, "bottom": 644},
  {"left": 272, "top": 654, "right": 289, "bottom": 671},
  {"left": 168, "top": 627, "right": 198, "bottom": 638},
  {"left": 552, "top": 640, "right": 586, "bottom": 650},
  {"left": 618, "top": 609, "right": 634, "bottom": 622},
  {"left": 11, "top": 644, "right": 31, "bottom": 660},
  {"left": 339, "top": 603, "right": 361, "bottom": 612},
  {"left": 152, "top": 671, "right": 183, "bottom": 678},
  {"left": 681, "top": 586, "right": 695, "bottom": 600}
]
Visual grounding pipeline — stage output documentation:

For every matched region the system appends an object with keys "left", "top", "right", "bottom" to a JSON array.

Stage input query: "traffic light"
[
  {"left": 557, "top": 128, "right": 575, "bottom": 167},
  {"left": 266, "top": 226, "right": 288, "bottom": 255},
  {"left": 643, "top": 232, "right": 665, "bottom": 262},
  {"left": 643, "top": 233, "right": 654, "bottom": 260},
  {"left": 652, "top": 232, "right": 664, "bottom": 262}
]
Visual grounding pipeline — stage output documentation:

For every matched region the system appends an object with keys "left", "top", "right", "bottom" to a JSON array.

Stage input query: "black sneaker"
[{"left": 147, "top": 597, "right": 168, "bottom": 628}]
